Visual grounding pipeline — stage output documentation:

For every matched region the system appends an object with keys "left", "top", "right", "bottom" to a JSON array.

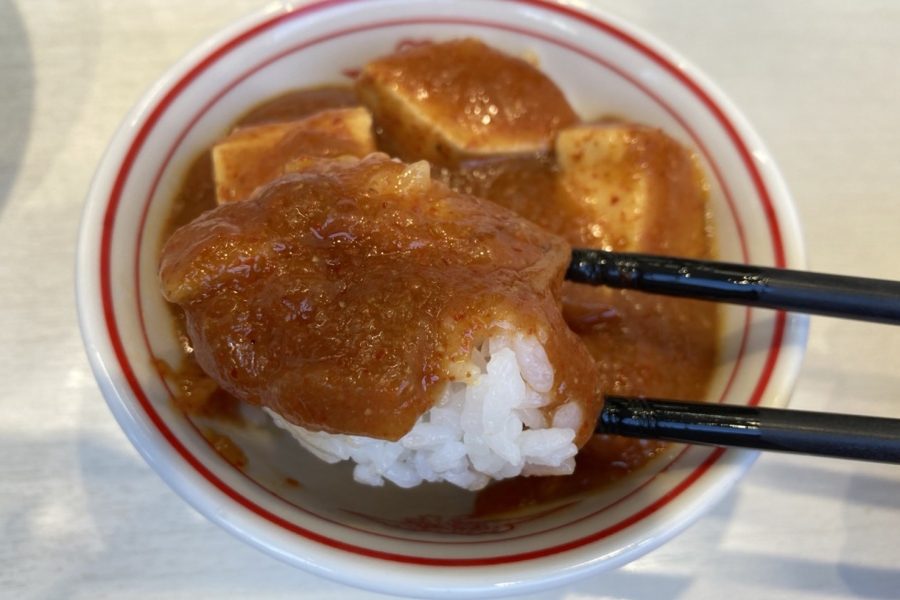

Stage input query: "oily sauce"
[
  {"left": 161, "top": 86, "right": 718, "bottom": 507},
  {"left": 160, "top": 155, "right": 601, "bottom": 442}
]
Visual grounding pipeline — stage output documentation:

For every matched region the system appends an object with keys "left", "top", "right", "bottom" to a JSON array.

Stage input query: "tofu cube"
[
  {"left": 356, "top": 39, "right": 577, "bottom": 165},
  {"left": 212, "top": 107, "right": 375, "bottom": 204},
  {"left": 555, "top": 123, "right": 709, "bottom": 257}
]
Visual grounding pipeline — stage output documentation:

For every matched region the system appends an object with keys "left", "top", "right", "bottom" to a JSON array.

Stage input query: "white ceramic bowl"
[{"left": 76, "top": 0, "right": 808, "bottom": 596}]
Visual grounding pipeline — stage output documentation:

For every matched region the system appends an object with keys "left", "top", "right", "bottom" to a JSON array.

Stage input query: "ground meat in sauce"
[
  {"left": 160, "top": 40, "right": 718, "bottom": 500},
  {"left": 160, "top": 155, "right": 601, "bottom": 442}
]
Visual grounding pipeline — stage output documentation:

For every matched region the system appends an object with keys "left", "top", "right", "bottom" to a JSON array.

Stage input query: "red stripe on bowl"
[
  {"left": 134, "top": 16, "right": 760, "bottom": 544},
  {"left": 100, "top": 0, "right": 787, "bottom": 566}
]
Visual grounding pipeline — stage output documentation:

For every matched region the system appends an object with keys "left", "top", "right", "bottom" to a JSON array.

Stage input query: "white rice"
[{"left": 265, "top": 334, "right": 583, "bottom": 491}]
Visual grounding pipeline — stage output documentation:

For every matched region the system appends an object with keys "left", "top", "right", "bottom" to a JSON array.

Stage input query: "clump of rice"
[{"left": 265, "top": 334, "right": 583, "bottom": 491}]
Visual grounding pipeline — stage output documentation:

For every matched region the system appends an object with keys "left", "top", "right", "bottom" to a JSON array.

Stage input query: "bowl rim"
[{"left": 76, "top": 0, "right": 809, "bottom": 596}]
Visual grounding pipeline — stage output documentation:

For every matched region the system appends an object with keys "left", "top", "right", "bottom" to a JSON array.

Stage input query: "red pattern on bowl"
[{"left": 77, "top": 0, "right": 807, "bottom": 596}]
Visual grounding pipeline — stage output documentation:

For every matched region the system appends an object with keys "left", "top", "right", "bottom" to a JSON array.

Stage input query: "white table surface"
[{"left": 3, "top": 1, "right": 899, "bottom": 598}]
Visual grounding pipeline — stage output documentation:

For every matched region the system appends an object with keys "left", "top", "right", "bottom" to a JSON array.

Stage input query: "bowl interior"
[{"left": 80, "top": 0, "right": 807, "bottom": 593}]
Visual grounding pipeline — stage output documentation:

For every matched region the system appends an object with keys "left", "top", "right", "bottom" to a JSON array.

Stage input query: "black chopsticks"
[
  {"left": 570, "top": 250, "right": 900, "bottom": 461},
  {"left": 567, "top": 249, "right": 900, "bottom": 325},
  {"left": 597, "top": 396, "right": 900, "bottom": 463}
]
